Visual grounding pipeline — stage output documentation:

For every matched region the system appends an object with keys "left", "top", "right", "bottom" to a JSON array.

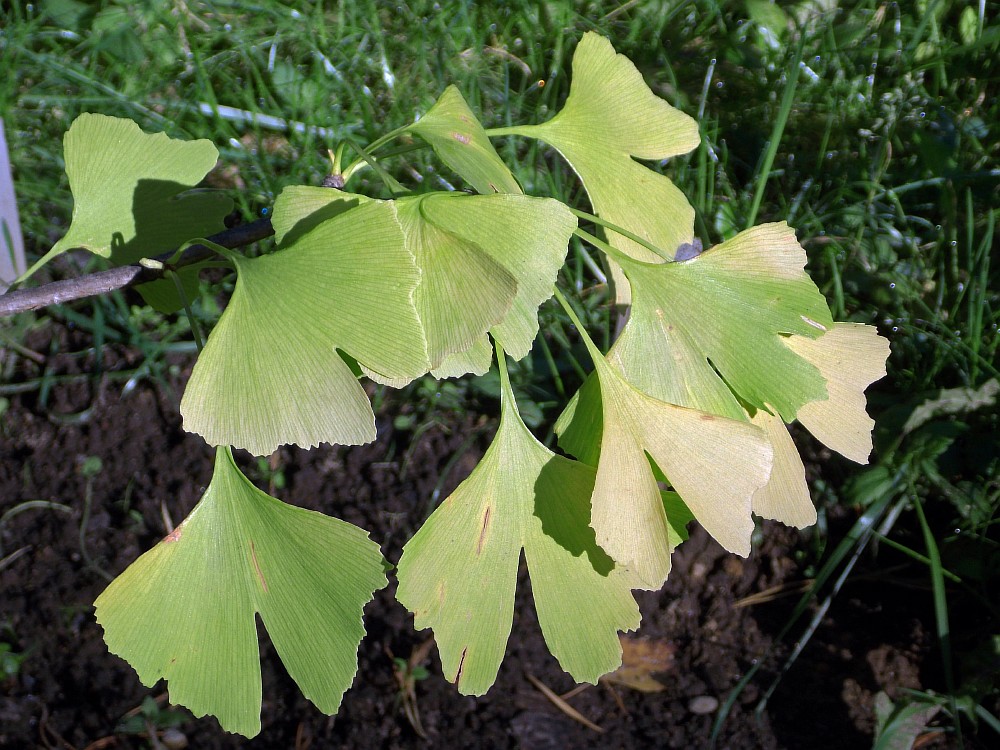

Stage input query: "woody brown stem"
[{"left": 0, "top": 218, "right": 274, "bottom": 318}]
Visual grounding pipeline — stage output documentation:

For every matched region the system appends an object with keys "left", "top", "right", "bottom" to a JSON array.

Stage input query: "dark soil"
[{"left": 0, "top": 322, "right": 989, "bottom": 749}]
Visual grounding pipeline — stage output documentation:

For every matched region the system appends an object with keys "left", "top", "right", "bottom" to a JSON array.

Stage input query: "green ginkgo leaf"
[
  {"left": 501, "top": 32, "right": 699, "bottom": 283},
  {"left": 270, "top": 186, "right": 364, "bottom": 247},
  {"left": 180, "top": 199, "right": 428, "bottom": 456},
  {"left": 269, "top": 188, "right": 574, "bottom": 380},
  {"left": 94, "top": 447, "right": 388, "bottom": 738},
  {"left": 396, "top": 194, "right": 519, "bottom": 374},
  {"left": 396, "top": 345, "right": 644, "bottom": 695},
  {"left": 37, "top": 114, "right": 232, "bottom": 273},
  {"left": 554, "top": 371, "right": 605, "bottom": 466},
  {"left": 432, "top": 335, "right": 495, "bottom": 380},
  {"left": 406, "top": 85, "right": 522, "bottom": 195},
  {"left": 611, "top": 222, "right": 835, "bottom": 422},
  {"left": 414, "top": 192, "right": 577, "bottom": 369}
]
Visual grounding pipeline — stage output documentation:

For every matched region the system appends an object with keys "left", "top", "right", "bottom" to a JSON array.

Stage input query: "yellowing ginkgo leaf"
[
  {"left": 784, "top": 322, "right": 890, "bottom": 463},
  {"left": 585, "top": 349, "right": 773, "bottom": 588},
  {"left": 41, "top": 114, "right": 232, "bottom": 271},
  {"left": 94, "top": 447, "right": 388, "bottom": 738},
  {"left": 406, "top": 85, "right": 522, "bottom": 195},
  {"left": 180, "top": 199, "right": 428, "bottom": 456},
  {"left": 396, "top": 346, "right": 642, "bottom": 695},
  {"left": 612, "top": 222, "right": 835, "bottom": 422},
  {"left": 749, "top": 408, "right": 816, "bottom": 528}
]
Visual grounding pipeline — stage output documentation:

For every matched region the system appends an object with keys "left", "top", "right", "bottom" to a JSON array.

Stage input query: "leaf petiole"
[
  {"left": 568, "top": 207, "right": 675, "bottom": 263},
  {"left": 340, "top": 140, "right": 409, "bottom": 194},
  {"left": 551, "top": 286, "right": 605, "bottom": 366},
  {"left": 493, "top": 338, "right": 510, "bottom": 393},
  {"left": 573, "top": 228, "right": 665, "bottom": 271},
  {"left": 170, "top": 238, "right": 234, "bottom": 266},
  {"left": 362, "top": 123, "right": 414, "bottom": 158},
  {"left": 167, "top": 268, "right": 204, "bottom": 352}
]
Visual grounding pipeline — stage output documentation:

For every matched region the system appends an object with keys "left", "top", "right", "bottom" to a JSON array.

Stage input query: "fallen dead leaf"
[{"left": 600, "top": 635, "right": 676, "bottom": 693}]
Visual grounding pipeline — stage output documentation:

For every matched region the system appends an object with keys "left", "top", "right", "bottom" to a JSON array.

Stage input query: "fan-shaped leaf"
[
  {"left": 180, "top": 199, "right": 428, "bottom": 455},
  {"left": 270, "top": 186, "right": 363, "bottom": 246},
  {"left": 407, "top": 85, "right": 522, "bottom": 195},
  {"left": 502, "top": 31, "right": 700, "bottom": 307},
  {"left": 396, "top": 348, "right": 642, "bottom": 695},
  {"left": 44, "top": 114, "right": 231, "bottom": 269},
  {"left": 396, "top": 194, "right": 518, "bottom": 373},
  {"left": 587, "top": 350, "right": 772, "bottom": 587},
  {"left": 94, "top": 447, "right": 388, "bottom": 737},
  {"left": 749, "top": 409, "right": 816, "bottom": 527},
  {"left": 784, "top": 322, "right": 890, "bottom": 463},
  {"left": 612, "top": 222, "right": 834, "bottom": 421},
  {"left": 555, "top": 317, "right": 773, "bottom": 588},
  {"left": 415, "top": 192, "right": 577, "bottom": 367},
  {"left": 269, "top": 188, "right": 574, "bottom": 381}
]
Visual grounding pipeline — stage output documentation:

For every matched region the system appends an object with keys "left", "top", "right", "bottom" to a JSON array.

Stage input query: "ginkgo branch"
[{"left": 0, "top": 218, "right": 274, "bottom": 318}]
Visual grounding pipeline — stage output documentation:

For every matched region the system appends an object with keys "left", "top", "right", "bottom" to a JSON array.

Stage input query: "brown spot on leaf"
[
  {"left": 435, "top": 581, "right": 446, "bottom": 607},
  {"left": 455, "top": 647, "right": 469, "bottom": 685},
  {"left": 477, "top": 507, "right": 492, "bottom": 555},
  {"left": 162, "top": 527, "right": 182, "bottom": 543},
  {"left": 250, "top": 541, "right": 268, "bottom": 593},
  {"left": 452, "top": 132, "right": 471, "bottom": 145}
]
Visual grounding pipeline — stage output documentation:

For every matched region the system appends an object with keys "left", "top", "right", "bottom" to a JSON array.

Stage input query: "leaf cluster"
[{"left": 10, "top": 32, "right": 891, "bottom": 736}]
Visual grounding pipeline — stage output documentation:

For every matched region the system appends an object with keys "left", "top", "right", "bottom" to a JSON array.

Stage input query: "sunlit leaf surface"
[
  {"left": 508, "top": 33, "right": 699, "bottom": 262},
  {"left": 415, "top": 193, "right": 576, "bottom": 369},
  {"left": 406, "top": 85, "right": 522, "bottom": 195},
  {"left": 611, "top": 222, "right": 835, "bottom": 421},
  {"left": 749, "top": 408, "right": 816, "bottom": 527},
  {"left": 396, "top": 348, "right": 643, "bottom": 695},
  {"left": 94, "top": 447, "right": 388, "bottom": 737},
  {"left": 579, "top": 345, "right": 773, "bottom": 588},
  {"left": 501, "top": 31, "right": 700, "bottom": 305},
  {"left": 396, "top": 194, "right": 518, "bottom": 373},
  {"left": 270, "top": 186, "right": 363, "bottom": 246},
  {"left": 269, "top": 187, "right": 574, "bottom": 381},
  {"left": 181, "top": 199, "right": 428, "bottom": 455},
  {"left": 785, "top": 322, "right": 890, "bottom": 463},
  {"left": 45, "top": 114, "right": 231, "bottom": 268}
]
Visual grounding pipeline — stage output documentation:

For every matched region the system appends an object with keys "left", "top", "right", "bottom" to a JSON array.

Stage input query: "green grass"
[{"left": 2, "top": 0, "right": 998, "bottom": 744}]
